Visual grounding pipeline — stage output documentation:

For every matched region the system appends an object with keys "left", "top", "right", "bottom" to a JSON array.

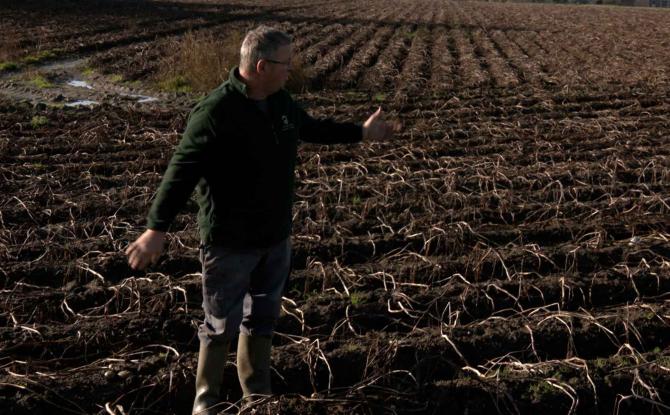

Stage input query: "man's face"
[{"left": 260, "top": 43, "right": 292, "bottom": 94}]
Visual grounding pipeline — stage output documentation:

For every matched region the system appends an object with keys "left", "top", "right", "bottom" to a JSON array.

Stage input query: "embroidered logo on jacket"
[{"left": 280, "top": 115, "right": 295, "bottom": 132}]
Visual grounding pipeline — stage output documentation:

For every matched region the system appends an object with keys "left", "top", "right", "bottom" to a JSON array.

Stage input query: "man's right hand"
[
  {"left": 125, "top": 229, "right": 166, "bottom": 270},
  {"left": 362, "top": 107, "right": 401, "bottom": 141}
]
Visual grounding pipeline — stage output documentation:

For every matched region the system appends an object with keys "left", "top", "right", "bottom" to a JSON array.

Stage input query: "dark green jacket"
[{"left": 146, "top": 67, "right": 362, "bottom": 248}]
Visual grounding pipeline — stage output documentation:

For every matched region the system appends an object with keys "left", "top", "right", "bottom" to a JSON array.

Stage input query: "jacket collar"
[
  {"left": 228, "top": 66, "right": 249, "bottom": 97},
  {"left": 228, "top": 66, "right": 285, "bottom": 102}
]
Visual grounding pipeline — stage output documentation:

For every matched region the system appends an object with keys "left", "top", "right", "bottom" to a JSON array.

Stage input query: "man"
[{"left": 125, "top": 26, "right": 396, "bottom": 414}]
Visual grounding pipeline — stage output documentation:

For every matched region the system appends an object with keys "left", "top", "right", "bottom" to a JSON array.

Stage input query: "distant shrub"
[{"left": 157, "top": 30, "right": 241, "bottom": 93}]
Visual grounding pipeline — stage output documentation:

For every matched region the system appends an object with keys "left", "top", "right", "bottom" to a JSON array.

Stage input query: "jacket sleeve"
[
  {"left": 297, "top": 104, "right": 363, "bottom": 144},
  {"left": 146, "top": 105, "right": 216, "bottom": 232}
]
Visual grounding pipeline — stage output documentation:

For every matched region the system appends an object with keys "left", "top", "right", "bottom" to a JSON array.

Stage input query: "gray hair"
[{"left": 240, "top": 26, "right": 292, "bottom": 73}]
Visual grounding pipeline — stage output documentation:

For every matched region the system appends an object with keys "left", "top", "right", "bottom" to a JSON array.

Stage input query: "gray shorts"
[{"left": 198, "top": 237, "right": 291, "bottom": 345}]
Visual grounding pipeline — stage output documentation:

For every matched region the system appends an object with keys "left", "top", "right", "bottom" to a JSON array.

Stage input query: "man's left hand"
[{"left": 363, "top": 107, "right": 400, "bottom": 141}]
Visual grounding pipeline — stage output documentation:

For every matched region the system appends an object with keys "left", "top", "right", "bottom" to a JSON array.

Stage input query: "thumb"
[{"left": 369, "top": 106, "right": 382, "bottom": 120}]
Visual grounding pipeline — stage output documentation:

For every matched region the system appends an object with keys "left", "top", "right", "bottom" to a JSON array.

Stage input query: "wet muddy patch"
[{"left": 0, "top": 57, "right": 164, "bottom": 109}]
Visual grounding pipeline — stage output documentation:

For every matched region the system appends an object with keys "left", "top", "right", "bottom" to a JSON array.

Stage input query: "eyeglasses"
[{"left": 265, "top": 58, "right": 291, "bottom": 67}]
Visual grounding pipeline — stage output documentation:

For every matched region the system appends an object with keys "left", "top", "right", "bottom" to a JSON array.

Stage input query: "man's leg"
[
  {"left": 237, "top": 237, "right": 291, "bottom": 401},
  {"left": 193, "top": 245, "right": 261, "bottom": 415}
]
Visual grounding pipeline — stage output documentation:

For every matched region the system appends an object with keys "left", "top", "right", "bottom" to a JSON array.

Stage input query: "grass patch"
[
  {"left": 22, "top": 50, "right": 57, "bottom": 65},
  {"left": 373, "top": 93, "right": 387, "bottom": 102},
  {"left": 342, "top": 91, "right": 368, "bottom": 100},
  {"left": 82, "top": 67, "right": 95, "bottom": 76},
  {"left": 158, "top": 75, "right": 192, "bottom": 93},
  {"left": 30, "top": 115, "right": 48, "bottom": 129},
  {"left": 349, "top": 291, "right": 367, "bottom": 306},
  {"left": 30, "top": 75, "right": 54, "bottom": 88},
  {"left": 0, "top": 62, "right": 18, "bottom": 71},
  {"left": 109, "top": 74, "right": 124, "bottom": 83}
]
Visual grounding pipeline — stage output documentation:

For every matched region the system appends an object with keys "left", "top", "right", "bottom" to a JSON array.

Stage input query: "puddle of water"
[
  {"left": 122, "top": 93, "right": 159, "bottom": 103},
  {"left": 136, "top": 95, "right": 158, "bottom": 103},
  {"left": 67, "top": 79, "right": 93, "bottom": 89},
  {"left": 65, "top": 100, "right": 99, "bottom": 107}
]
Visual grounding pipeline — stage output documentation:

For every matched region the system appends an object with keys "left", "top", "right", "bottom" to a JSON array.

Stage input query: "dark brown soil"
[{"left": 1, "top": 1, "right": 670, "bottom": 414}]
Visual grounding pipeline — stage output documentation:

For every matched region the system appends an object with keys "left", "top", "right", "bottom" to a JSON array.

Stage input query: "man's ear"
[{"left": 256, "top": 59, "right": 266, "bottom": 75}]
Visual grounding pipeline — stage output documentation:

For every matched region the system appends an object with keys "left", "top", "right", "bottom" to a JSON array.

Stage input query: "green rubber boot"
[
  {"left": 192, "top": 340, "right": 230, "bottom": 415},
  {"left": 236, "top": 334, "right": 273, "bottom": 404}
]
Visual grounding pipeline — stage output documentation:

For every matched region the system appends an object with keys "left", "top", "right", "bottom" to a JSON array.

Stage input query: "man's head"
[{"left": 239, "top": 26, "right": 292, "bottom": 95}]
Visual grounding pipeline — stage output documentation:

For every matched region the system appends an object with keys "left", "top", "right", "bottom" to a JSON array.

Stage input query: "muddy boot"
[
  {"left": 192, "top": 340, "right": 230, "bottom": 415},
  {"left": 236, "top": 334, "right": 273, "bottom": 405}
]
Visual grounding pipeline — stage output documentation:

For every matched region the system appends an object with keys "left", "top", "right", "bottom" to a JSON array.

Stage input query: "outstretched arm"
[
  {"left": 126, "top": 105, "right": 216, "bottom": 270},
  {"left": 298, "top": 105, "right": 362, "bottom": 144},
  {"left": 298, "top": 105, "right": 399, "bottom": 144}
]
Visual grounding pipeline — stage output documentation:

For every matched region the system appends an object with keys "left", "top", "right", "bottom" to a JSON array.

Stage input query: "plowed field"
[{"left": 1, "top": 1, "right": 669, "bottom": 414}]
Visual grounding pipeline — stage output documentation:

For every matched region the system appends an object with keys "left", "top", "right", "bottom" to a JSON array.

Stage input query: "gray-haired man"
[{"left": 125, "top": 25, "right": 397, "bottom": 414}]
